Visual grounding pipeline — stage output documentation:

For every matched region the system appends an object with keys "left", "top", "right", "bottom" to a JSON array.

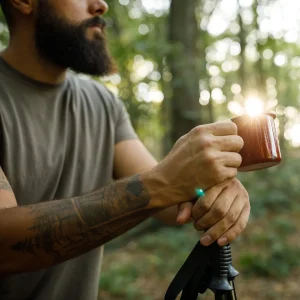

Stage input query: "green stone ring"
[{"left": 195, "top": 188, "right": 205, "bottom": 198}]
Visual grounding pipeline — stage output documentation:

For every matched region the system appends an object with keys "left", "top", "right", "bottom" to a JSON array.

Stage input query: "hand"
[
  {"left": 153, "top": 121, "right": 244, "bottom": 207},
  {"left": 188, "top": 178, "right": 250, "bottom": 246}
]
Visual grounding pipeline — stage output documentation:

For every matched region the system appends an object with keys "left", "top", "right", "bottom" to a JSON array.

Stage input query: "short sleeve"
[{"left": 114, "top": 97, "right": 138, "bottom": 144}]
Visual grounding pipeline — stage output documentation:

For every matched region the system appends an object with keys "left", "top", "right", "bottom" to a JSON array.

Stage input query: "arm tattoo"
[
  {"left": 73, "top": 175, "right": 150, "bottom": 227},
  {"left": 0, "top": 168, "right": 12, "bottom": 191},
  {"left": 9, "top": 174, "right": 159, "bottom": 267}
]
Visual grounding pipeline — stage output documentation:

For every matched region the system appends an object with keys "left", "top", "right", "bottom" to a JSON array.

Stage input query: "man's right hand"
[{"left": 145, "top": 121, "right": 244, "bottom": 208}]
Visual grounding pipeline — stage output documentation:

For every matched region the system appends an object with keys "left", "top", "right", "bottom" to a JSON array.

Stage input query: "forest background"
[{"left": 1, "top": 0, "right": 300, "bottom": 299}]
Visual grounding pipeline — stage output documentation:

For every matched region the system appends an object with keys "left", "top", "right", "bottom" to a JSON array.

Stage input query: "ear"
[{"left": 10, "top": 0, "right": 34, "bottom": 15}]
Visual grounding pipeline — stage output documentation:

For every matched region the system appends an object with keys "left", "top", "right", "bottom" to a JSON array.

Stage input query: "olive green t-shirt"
[{"left": 0, "top": 57, "right": 137, "bottom": 300}]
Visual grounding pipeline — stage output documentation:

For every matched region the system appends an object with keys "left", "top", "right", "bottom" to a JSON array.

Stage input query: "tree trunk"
[
  {"left": 167, "top": 0, "right": 201, "bottom": 147},
  {"left": 253, "top": 0, "right": 267, "bottom": 103},
  {"left": 238, "top": 6, "right": 247, "bottom": 95}
]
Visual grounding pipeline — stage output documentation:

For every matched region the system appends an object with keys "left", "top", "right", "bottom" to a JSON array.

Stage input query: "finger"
[
  {"left": 217, "top": 204, "right": 251, "bottom": 246},
  {"left": 221, "top": 152, "right": 242, "bottom": 168},
  {"left": 192, "top": 184, "right": 224, "bottom": 221},
  {"left": 195, "top": 187, "right": 237, "bottom": 231},
  {"left": 219, "top": 166, "right": 238, "bottom": 181},
  {"left": 204, "top": 121, "right": 238, "bottom": 136},
  {"left": 214, "top": 135, "right": 244, "bottom": 152},
  {"left": 177, "top": 202, "right": 194, "bottom": 224},
  {"left": 199, "top": 195, "right": 247, "bottom": 246}
]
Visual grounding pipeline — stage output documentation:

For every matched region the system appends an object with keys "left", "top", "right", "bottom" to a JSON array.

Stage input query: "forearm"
[{"left": 0, "top": 174, "right": 161, "bottom": 276}]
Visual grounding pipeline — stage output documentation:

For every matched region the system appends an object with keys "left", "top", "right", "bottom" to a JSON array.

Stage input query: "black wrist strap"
[{"left": 164, "top": 242, "right": 210, "bottom": 300}]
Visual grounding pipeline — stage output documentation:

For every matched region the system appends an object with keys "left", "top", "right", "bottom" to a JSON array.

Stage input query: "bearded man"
[{"left": 0, "top": 1, "right": 250, "bottom": 299}]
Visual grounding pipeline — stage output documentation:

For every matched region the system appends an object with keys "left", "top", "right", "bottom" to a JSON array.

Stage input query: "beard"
[{"left": 35, "top": 1, "right": 117, "bottom": 76}]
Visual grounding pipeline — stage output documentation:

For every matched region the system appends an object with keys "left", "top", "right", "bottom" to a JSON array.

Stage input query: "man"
[{"left": 0, "top": 0, "right": 250, "bottom": 299}]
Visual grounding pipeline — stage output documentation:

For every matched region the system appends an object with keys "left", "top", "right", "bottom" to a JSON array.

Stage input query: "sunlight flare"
[{"left": 244, "top": 97, "right": 264, "bottom": 117}]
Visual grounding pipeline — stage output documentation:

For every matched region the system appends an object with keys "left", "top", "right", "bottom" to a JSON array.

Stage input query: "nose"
[{"left": 89, "top": 0, "right": 109, "bottom": 16}]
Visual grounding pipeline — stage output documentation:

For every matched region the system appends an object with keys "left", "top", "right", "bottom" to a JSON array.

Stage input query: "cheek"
[{"left": 53, "top": 0, "right": 90, "bottom": 23}]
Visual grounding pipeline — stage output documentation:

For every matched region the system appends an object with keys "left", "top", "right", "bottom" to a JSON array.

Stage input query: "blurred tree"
[
  {"left": 166, "top": 0, "right": 201, "bottom": 147},
  {"left": 0, "top": 9, "right": 8, "bottom": 45},
  {"left": 238, "top": 2, "right": 247, "bottom": 95}
]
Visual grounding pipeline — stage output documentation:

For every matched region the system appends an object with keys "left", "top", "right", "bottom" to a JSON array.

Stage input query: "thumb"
[{"left": 177, "top": 202, "right": 194, "bottom": 224}]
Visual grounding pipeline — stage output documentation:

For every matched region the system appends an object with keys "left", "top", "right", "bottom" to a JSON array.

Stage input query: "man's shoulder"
[
  {"left": 67, "top": 72, "right": 124, "bottom": 114},
  {"left": 68, "top": 72, "right": 115, "bottom": 100}
]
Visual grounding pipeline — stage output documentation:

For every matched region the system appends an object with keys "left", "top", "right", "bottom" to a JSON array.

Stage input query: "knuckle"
[
  {"left": 203, "top": 150, "right": 217, "bottom": 165},
  {"left": 173, "top": 135, "right": 185, "bottom": 149},
  {"left": 198, "top": 200, "right": 211, "bottom": 213},
  {"left": 191, "top": 125, "right": 205, "bottom": 136},
  {"left": 177, "top": 135, "right": 185, "bottom": 144},
  {"left": 199, "top": 136, "right": 214, "bottom": 150},
  {"left": 215, "top": 169, "right": 227, "bottom": 183},
  {"left": 214, "top": 205, "right": 227, "bottom": 218},
  {"left": 239, "top": 221, "right": 247, "bottom": 232},
  {"left": 226, "top": 211, "right": 237, "bottom": 224}
]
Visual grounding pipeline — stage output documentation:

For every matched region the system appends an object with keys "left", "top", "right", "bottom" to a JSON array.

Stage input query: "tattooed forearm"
[
  {"left": 73, "top": 175, "right": 151, "bottom": 227},
  {"left": 0, "top": 168, "right": 12, "bottom": 191},
  {"left": 0, "top": 174, "right": 160, "bottom": 275}
]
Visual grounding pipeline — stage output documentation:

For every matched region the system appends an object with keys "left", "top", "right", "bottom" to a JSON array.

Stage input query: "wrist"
[{"left": 140, "top": 167, "right": 171, "bottom": 209}]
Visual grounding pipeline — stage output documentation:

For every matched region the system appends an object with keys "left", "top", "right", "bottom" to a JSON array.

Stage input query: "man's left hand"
[{"left": 177, "top": 178, "right": 250, "bottom": 247}]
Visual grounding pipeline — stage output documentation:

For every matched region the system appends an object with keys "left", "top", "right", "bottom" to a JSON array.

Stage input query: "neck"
[{"left": 1, "top": 31, "right": 67, "bottom": 85}]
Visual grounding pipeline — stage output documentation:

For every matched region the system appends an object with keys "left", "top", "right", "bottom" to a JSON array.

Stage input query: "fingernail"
[
  {"left": 218, "top": 237, "right": 228, "bottom": 246},
  {"left": 178, "top": 210, "right": 183, "bottom": 217},
  {"left": 200, "top": 235, "right": 212, "bottom": 246}
]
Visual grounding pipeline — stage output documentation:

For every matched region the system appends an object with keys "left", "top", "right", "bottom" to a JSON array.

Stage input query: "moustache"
[{"left": 82, "top": 16, "right": 107, "bottom": 29}]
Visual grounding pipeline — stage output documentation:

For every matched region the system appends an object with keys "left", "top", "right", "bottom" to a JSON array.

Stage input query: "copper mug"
[{"left": 231, "top": 113, "right": 282, "bottom": 172}]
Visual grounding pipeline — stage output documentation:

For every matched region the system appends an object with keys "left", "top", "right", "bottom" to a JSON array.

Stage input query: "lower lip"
[{"left": 90, "top": 26, "right": 102, "bottom": 33}]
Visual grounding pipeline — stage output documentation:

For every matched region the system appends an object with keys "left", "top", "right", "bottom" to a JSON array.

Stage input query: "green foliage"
[
  {"left": 272, "top": 217, "right": 297, "bottom": 235},
  {"left": 238, "top": 158, "right": 300, "bottom": 217},
  {"left": 240, "top": 242, "right": 300, "bottom": 278},
  {"left": 99, "top": 263, "right": 143, "bottom": 299},
  {"left": 239, "top": 216, "right": 300, "bottom": 278},
  {"left": 99, "top": 226, "right": 200, "bottom": 299},
  {"left": 134, "top": 227, "right": 200, "bottom": 271},
  {"left": 0, "top": 9, "right": 9, "bottom": 46},
  {"left": 101, "top": 0, "right": 173, "bottom": 155}
]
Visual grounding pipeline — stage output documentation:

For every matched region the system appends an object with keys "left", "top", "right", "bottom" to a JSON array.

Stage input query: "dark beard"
[{"left": 35, "top": 1, "right": 117, "bottom": 76}]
